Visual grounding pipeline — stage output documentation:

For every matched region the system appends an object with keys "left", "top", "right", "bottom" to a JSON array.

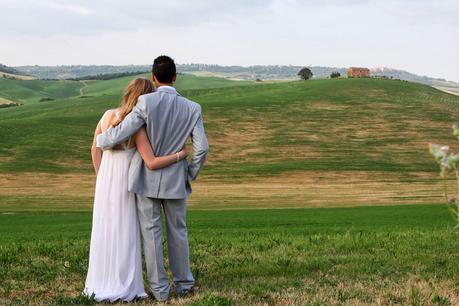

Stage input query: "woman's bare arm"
[
  {"left": 134, "top": 127, "right": 188, "bottom": 170},
  {"left": 91, "top": 122, "right": 103, "bottom": 175}
]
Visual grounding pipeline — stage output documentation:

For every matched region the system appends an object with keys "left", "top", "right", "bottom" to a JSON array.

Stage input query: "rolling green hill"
[
  {"left": 0, "top": 78, "right": 82, "bottom": 104},
  {"left": 0, "top": 73, "right": 251, "bottom": 104},
  {"left": 1, "top": 76, "right": 459, "bottom": 210},
  {"left": 1, "top": 77, "right": 458, "bottom": 174}
]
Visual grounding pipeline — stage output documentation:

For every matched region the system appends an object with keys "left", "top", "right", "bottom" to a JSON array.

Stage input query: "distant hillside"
[
  {"left": 0, "top": 64, "right": 35, "bottom": 80},
  {"left": 15, "top": 65, "right": 150, "bottom": 80},
  {"left": 0, "top": 64, "right": 23, "bottom": 75},
  {"left": 369, "top": 67, "right": 450, "bottom": 86},
  {"left": 180, "top": 65, "right": 458, "bottom": 87},
  {"left": 68, "top": 70, "right": 148, "bottom": 81},
  {"left": 14, "top": 64, "right": 458, "bottom": 87},
  {"left": 14, "top": 64, "right": 341, "bottom": 80}
]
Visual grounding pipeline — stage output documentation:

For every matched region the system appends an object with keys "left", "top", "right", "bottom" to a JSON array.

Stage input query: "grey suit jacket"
[{"left": 96, "top": 86, "right": 209, "bottom": 199}]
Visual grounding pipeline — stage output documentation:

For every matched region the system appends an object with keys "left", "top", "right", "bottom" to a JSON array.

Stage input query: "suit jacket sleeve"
[
  {"left": 96, "top": 96, "right": 147, "bottom": 150},
  {"left": 188, "top": 106, "right": 209, "bottom": 181}
]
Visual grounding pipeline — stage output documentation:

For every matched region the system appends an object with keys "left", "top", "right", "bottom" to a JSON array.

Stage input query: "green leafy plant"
[{"left": 429, "top": 125, "right": 459, "bottom": 228}]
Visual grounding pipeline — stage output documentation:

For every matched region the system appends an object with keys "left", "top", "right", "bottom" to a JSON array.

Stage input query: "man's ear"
[
  {"left": 172, "top": 74, "right": 177, "bottom": 83},
  {"left": 152, "top": 74, "right": 156, "bottom": 83}
]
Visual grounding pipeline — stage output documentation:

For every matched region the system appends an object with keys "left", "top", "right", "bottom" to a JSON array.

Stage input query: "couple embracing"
[{"left": 84, "top": 56, "right": 209, "bottom": 302}]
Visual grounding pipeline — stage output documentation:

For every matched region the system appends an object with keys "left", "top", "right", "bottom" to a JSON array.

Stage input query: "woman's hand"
[
  {"left": 178, "top": 147, "right": 189, "bottom": 160},
  {"left": 135, "top": 127, "right": 191, "bottom": 170}
]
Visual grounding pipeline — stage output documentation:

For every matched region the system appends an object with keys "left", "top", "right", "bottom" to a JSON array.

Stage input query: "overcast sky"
[{"left": 1, "top": 0, "right": 458, "bottom": 81}]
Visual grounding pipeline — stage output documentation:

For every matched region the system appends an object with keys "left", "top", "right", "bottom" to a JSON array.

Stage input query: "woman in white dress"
[{"left": 84, "top": 78, "right": 188, "bottom": 302}]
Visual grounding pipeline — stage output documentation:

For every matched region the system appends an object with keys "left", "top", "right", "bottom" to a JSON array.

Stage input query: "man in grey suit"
[{"left": 96, "top": 55, "right": 208, "bottom": 301}]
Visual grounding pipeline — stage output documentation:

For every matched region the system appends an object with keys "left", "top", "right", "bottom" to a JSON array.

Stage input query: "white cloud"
[{"left": 36, "top": 0, "right": 94, "bottom": 16}]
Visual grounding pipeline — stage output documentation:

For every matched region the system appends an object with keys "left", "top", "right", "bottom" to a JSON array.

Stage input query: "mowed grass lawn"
[{"left": 1, "top": 205, "right": 458, "bottom": 305}]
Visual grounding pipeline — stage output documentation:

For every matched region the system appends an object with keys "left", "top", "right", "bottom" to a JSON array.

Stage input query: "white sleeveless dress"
[{"left": 84, "top": 110, "right": 147, "bottom": 302}]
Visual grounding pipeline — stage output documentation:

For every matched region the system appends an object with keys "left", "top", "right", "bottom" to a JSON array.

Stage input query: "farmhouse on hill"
[{"left": 347, "top": 67, "right": 370, "bottom": 78}]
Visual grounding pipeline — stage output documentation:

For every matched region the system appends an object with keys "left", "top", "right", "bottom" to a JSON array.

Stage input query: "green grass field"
[
  {"left": 1, "top": 75, "right": 459, "bottom": 304},
  {"left": 1, "top": 205, "right": 458, "bottom": 305}
]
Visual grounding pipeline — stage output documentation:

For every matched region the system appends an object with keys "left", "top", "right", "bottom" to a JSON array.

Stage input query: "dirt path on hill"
[{"left": 79, "top": 80, "right": 88, "bottom": 96}]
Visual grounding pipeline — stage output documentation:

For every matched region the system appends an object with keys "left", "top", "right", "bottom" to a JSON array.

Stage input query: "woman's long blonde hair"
[{"left": 113, "top": 78, "right": 154, "bottom": 127}]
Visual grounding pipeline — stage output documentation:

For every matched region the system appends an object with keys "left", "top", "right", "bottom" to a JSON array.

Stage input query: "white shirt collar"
[{"left": 156, "top": 85, "right": 176, "bottom": 92}]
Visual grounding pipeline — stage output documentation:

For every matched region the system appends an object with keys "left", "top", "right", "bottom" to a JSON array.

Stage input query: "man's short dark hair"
[{"left": 152, "top": 55, "right": 176, "bottom": 83}]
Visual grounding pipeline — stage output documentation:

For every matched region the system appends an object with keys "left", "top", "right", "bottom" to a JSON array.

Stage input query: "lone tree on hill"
[
  {"left": 330, "top": 72, "right": 341, "bottom": 78},
  {"left": 298, "top": 67, "right": 313, "bottom": 80}
]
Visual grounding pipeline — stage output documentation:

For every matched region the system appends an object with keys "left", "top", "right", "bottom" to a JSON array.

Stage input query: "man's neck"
[{"left": 156, "top": 83, "right": 174, "bottom": 88}]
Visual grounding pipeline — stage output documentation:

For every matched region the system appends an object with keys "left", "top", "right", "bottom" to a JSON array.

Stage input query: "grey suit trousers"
[{"left": 136, "top": 195, "right": 195, "bottom": 301}]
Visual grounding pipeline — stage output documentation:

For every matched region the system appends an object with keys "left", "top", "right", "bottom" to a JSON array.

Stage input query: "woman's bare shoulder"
[
  {"left": 100, "top": 108, "right": 120, "bottom": 130},
  {"left": 102, "top": 108, "right": 120, "bottom": 117},
  {"left": 102, "top": 108, "right": 122, "bottom": 120}
]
